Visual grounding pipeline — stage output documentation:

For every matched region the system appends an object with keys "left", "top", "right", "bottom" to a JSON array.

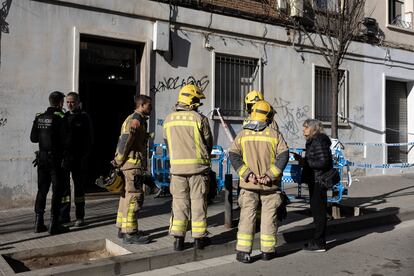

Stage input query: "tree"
[{"left": 277, "top": 0, "right": 367, "bottom": 138}]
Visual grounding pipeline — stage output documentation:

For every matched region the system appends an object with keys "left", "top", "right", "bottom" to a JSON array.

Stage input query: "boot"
[
  {"left": 236, "top": 251, "right": 251, "bottom": 264},
  {"left": 118, "top": 229, "right": 124, "bottom": 239},
  {"left": 174, "top": 236, "right": 184, "bottom": 251},
  {"left": 194, "top": 237, "right": 211, "bottom": 250},
  {"left": 261, "top": 251, "right": 276, "bottom": 261},
  {"left": 48, "top": 216, "right": 70, "bottom": 235},
  {"left": 34, "top": 213, "right": 48, "bottom": 233},
  {"left": 123, "top": 232, "right": 151, "bottom": 244}
]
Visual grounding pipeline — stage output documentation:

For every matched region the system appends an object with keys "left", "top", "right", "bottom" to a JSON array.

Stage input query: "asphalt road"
[{"left": 132, "top": 220, "right": 414, "bottom": 276}]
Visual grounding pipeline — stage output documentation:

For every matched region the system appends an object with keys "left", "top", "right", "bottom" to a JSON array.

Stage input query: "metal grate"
[
  {"left": 315, "top": 66, "right": 346, "bottom": 122},
  {"left": 215, "top": 54, "right": 259, "bottom": 117}
]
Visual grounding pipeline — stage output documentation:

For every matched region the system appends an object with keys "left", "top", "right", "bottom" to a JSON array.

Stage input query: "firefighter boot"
[
  {"left": 194, "top": 237, "right": 211, "bottom": 250},
  {"left": 261, "top": 251, "right": 276, "bottom": 261},
  {"left": 123, "top": 232, "right": 151, "bottom": 244},
  {"left": 48, "top": 216, "right": 70, "bottom": 235},
  {"left": 174, "top": 237, "right": 184, "bottom": 251},
  {"left": 34, "top": 213, "right": 48, "bottom": 233},
  {"left": 236, "top": 251, "right": 251, "bottom": 264}
]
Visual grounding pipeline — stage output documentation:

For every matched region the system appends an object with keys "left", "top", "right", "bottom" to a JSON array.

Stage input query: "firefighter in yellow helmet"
[
  {"left": 244, "top": 90, "right": 279, "bottom": 131},
  {"left": 229, "top": 100, "right": 289, "bottom": 263},
  {"left": 163, "top": 84, "right": 213, "bottom": 251},
  {"left": 114, "top": 95, "right": 152, "bottom": 244}
]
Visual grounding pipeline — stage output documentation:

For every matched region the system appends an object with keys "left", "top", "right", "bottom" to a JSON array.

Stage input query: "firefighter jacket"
[
  {"left": 163, "top": 105, "right": 213, "bottom": 175},
  {"left": 65, "top": 108, "right": 94, "bottom": 159},
  {"left": 30, "top": 107, "right": 68, "bottom": 165},
  {"left": 229, "top": 122, "right": 289, "bottom": 191},
  {"left": 115, "top": 111, "right": 148, "bottom": 170}
]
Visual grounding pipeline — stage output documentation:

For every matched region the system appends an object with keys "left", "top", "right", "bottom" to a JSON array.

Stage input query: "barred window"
[
  {"left": 215, "top": 54, "right": 260, "bottom": 117},
  {"left": 314, "top": 66, "right": 347, "bottom": 122}
]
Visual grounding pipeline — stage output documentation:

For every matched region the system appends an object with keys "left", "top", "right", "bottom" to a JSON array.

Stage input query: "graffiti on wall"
[
  {"left": 0, "top": 0, "right": 12, "bottom": 68},
  {"left": 0, "top": 108, "right": 8, "bottom": 127},
  {"left": 272, "top": 97, "right": 310, "bottom": 141},
  {"left": 151, "top": 75, "right": 209, "bottom": 94}
]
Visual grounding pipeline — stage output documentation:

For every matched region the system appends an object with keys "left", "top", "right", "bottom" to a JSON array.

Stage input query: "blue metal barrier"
[
  {"left": 150, "top": 144, "right": 226, "bottom": 193},
  {"left": 150, "top": 144, "right": 348, "bottom": 203},
  {"left": 281, "top": 147, "right": 348, "bottom": 203}
]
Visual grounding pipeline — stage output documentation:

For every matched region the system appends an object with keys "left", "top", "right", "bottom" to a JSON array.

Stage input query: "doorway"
[
  {"left": 79, "top": 35, "right": 144, "bottom": 191},
  {"left": 386, "top": 80, "right": 408, "bottom": 164}
]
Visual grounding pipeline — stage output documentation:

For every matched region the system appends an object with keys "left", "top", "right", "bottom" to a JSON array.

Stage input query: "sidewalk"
[{"left": 1, "top": 173, "right": 413, "bottom": 275}]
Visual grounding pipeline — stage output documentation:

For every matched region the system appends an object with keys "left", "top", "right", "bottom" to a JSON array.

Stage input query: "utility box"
[{"left": 153, "top": 21, "right": 170, "bottom": 51}]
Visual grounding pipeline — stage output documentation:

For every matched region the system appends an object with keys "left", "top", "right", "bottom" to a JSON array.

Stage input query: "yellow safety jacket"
[
  {"left": 163, "top": 106, "right": 213, "bottom": 175},
  {"left": 115, "top": 112, "right": 148, "bottom": 170},
  {"left": 228, "top": 125, "right": 289, "bottom": 191}
]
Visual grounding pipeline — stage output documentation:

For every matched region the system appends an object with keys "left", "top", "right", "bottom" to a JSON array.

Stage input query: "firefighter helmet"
[
  {"left": 178, "top": 84, "right": 205, "bottom": 108},
  {"left": 95, "top": 168, "right": 124, "bottom": 192},
  {"left": 250, "top": 100, "right": 273, "bottom": 123},
  {"left": 244, "top": 90, "right": 264, "bottom": 113}
]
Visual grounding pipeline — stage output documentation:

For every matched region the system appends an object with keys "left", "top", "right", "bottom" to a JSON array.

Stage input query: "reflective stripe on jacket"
[
  {"left": 163, "top": 109, "right": 212, "bottom": 174},
  {"left": 228, "top": 126, "right": 289, "bottom": 191},
  {"left": 115, "top": 112, "right": 148, "bottom": 169}
]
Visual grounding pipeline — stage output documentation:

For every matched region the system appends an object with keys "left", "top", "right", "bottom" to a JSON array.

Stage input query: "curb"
[{"left": 5, "top": 208, "right": 413, "bottom": 276}]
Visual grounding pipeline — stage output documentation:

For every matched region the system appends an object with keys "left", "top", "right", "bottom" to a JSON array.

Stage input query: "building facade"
[{"left": 0, "top": 0, "right": 413, "bottom": 208}]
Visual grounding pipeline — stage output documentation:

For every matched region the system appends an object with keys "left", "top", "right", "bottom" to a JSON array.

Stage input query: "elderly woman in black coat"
[{"left": 294, "top": 119, "right": 332, "bottom": 252}]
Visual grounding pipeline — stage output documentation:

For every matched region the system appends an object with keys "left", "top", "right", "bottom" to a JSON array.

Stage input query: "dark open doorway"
[
  {"left": 386, "top": 79, "right": 408, "bottom": 164},
  {"left": 79, "top": 35, "right": 144, "bottom": 192}
]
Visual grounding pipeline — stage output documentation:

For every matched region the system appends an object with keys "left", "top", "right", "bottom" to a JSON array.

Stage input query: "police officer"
[
  {"left": 60, "top": 92, "right": 93, "bottom": 227},
  {"left": 229, "top": 100, "right": 289, "bottom": 263},
  {"left": 163, "top": 84, "right": 213, "bottom": 251},
  {"left": 30, "top": 91, "right": 70, "bottom": 235},
  {"left": 114, "top": 94, "right": 152, "bottom": 244}
]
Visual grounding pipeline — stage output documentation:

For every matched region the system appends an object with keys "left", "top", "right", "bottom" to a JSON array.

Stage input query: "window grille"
[
  {"left": 215, "top": 54, "right": 260, "bottom": 117},
  {"left": 314, "top": 66, "right": 347, "bottom": 122}
]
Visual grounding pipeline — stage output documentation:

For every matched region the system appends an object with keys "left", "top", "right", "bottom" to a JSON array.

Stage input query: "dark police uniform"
[{"left": 30, "top": 106, "right": 68, "bottom": 234}]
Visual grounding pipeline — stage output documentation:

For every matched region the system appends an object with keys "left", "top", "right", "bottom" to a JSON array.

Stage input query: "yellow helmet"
[
  {"left": 178, "top": 84, "right": 205, "bottom": 108},
  {"left": 245, "top": 90, "right": 264, "bottom": 113},
  {"left": 250, "top": 100, "right": 273, "bottom": 123},
  {"left": 95, "top": 169, "right": 124, "bottom": 192}
]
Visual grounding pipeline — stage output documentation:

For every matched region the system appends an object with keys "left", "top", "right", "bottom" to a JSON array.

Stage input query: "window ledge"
[
  {"left": 212, "top": 115, "right": 244, "bottom": 122},
  {"left": 386, "top": 24, "right": 414, "bottom": 35},
  {"left": 320, "top": 121, "right": 351, "bottom": 129}
]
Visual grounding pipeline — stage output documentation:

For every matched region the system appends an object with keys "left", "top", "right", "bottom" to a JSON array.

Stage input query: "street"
[{"left": 132, "top": 220, "right": 414, "bottom": 276}]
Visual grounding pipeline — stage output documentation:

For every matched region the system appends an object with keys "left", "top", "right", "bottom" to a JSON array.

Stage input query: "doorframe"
[
  {"left": 382, "top": 74, "right": 414, "bottom": 171},
  {"left": 71, "top": 26, "right": 152, "bottom": 96}
]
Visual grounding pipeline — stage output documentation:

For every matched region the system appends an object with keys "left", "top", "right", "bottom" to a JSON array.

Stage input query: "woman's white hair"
[{"left": 303, "top": 119, "right": 325, "bottom": 138}]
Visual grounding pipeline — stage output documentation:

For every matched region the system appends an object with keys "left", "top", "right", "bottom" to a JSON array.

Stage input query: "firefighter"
[
  {"left": 229, "top": 100, "right": 289, "bottom": 263},
  {"left": 60, "top": 92, "right": 93, "bottom": 227},
  {"left": 30, "top": 91, "right": 70, "bottom": 235},
  {"left": 244, "top": 90, "right": 279, "bottom": 131},
  {"left": 114, "top": 95, "right": 152, "bottom": 244},
  {"left": 163, "top": 84, "right": 213, "bottom": 251}
]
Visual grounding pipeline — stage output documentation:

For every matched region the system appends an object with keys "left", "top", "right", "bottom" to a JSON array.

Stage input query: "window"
[
  {"left": 215, "top": 54, "right": 260, "bottom": 117},
  {"left": 314, "top": 0, "right": 341, "bottom": 13},
  {"left": 314, "top": 66, "right": 347, "bottom": 122},
  {"left": 389, "top": 0, "right": 412, "bottom": 29}
]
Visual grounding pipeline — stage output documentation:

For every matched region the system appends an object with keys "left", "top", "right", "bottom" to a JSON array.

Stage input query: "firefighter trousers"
[
  {"left": 236, "top": 189, "right": 282, "bottom": 253},
  {"left": 169, "top": 174, "right": 209, "bottom": 238},
  {"left": 60, "top": 159, "right": 87, "bottom": 221},
  {"left": 116, "top": 167, "right": 144, "bottom": 234}
]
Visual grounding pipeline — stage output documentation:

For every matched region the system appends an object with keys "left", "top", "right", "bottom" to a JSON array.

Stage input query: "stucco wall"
[{"left": 0, "top": 0, "right": 414, "bottom": 208}]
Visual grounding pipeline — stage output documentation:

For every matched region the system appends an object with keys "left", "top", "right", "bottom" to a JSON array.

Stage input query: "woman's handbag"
[{"left": 318, "top": 168, "right": 340, "bottom": 189}]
